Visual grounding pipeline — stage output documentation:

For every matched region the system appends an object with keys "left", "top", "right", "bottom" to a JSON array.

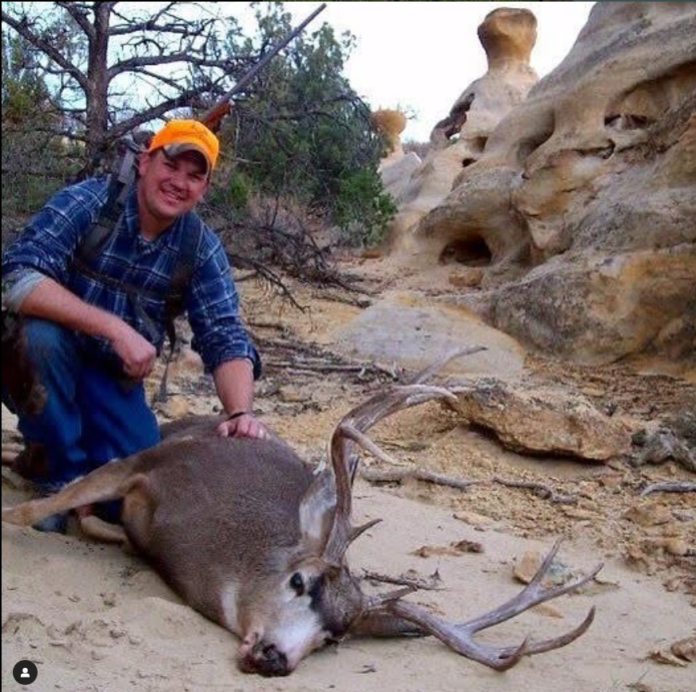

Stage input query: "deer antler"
[
  {"left": 321, "top": 346, "right": 486, "bottom": 566},
  {"left": 322, "top": 384, "right": 459, "bottom": 565},
  {"left": 385, "top": 540, "right": 602, "bottom": 670}
]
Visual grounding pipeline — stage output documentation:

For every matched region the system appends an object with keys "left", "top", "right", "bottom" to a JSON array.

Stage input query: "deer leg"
[
  {"left": 78, "top": 514, "right": 129, "bottom": 544},
  {"left": 2, "top": 456, "right": 139, "bottom": 528},
  {"left": 120, "top": 474, "right": 154, "bottom": 551}
]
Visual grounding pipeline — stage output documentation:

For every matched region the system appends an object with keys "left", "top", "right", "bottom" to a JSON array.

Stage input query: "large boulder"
[
  {"left": 453, "top": 379, "right": 631, "bottom": 462},
  {"left": 333, "top": 294, "right": 526, "bottom": 379},
  {"left": 390, "top": 2, "right": 696, "bottom": 364}
]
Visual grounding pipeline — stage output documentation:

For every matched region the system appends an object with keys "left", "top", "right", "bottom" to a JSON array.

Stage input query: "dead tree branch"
[
  {"left": 360, "top": 466, "right": 480, "bottom": 491},
  {"left": 640, "top": 481, "right": 696, "bottom": 497},
  {"left": 491, "top": 477, "right": 577, "bottom": 505},
  {"left": 362, "top": 569, "right": 443, "bottom": 592}
]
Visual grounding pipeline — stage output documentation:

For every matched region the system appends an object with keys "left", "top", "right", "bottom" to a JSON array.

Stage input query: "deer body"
[
  {"left": 127, "top": 433, "right": 312, "bottom": 617},
  {"left": 4, "top": 418, "right": 366, "bottom": 676},
  {"left": 2, "top": 350, "right": 601, "bottom": 677}
]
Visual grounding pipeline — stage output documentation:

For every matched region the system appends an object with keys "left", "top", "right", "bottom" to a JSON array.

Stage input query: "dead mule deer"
[{"left": 2, "top": 348, "right": 601, "bottom": 676}]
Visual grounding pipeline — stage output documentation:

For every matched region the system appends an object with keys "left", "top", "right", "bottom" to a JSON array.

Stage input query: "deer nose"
[{"left": 245, "top": 641, "right": 290, "bottom": 677}]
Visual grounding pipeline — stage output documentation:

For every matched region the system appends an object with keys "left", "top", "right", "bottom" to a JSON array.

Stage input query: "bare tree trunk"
[{"left": 84, "top": 3, "right": 113, "bottom": 168}]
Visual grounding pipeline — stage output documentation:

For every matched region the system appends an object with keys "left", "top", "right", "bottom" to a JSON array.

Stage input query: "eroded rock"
[
  {"left": 671, "top": 635, "right": 696, "bottom": 663},
  {"left": 512, "top": 550, "right": 573, "bottom": 587},
  {"left": 390, "top": 2, "right": 696, "bottom": 364},
  {"left": 386, "top": 7, "right": 538, "bottom": 249},
  {"left": 453, "top": 379, "right": 630, "bottom": 461}
]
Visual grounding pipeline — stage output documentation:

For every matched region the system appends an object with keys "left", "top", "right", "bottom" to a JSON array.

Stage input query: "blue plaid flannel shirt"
[{"left": 2, "top": 177, "right": 260, "bottom": 376}]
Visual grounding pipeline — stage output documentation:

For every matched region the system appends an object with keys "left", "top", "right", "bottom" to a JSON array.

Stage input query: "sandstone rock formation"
[
  {"left": 372, "top": 109, "right": 422, "bottom": 200},
  {"left": 389, "top": 2, "right": 696, "bottom": 364},
  {"left": 386, "top": 7, "right": 539, "bottom": 246}
]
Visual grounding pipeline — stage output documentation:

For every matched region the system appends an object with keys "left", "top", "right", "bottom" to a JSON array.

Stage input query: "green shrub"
[{"left": 334, "top": 169, "right": 397, "bottom": 247}]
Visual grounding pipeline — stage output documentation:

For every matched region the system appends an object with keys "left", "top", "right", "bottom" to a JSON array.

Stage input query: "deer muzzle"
[{"left": 238, "top": 640, "right": 291, "bottom": 677}]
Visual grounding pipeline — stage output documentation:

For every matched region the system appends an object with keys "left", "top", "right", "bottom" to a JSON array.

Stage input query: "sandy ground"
[
  {"left": 2, "top": 482, "right": 693, "bottom": 692},
  {"left": 2, "top": 262, "right": 694, "bottom": 692}
]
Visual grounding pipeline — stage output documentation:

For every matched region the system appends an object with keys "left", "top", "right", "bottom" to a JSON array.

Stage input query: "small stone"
[
  {"left": 648, "top": 648, "right": 688, "bottom": 667},
  {"left": 598, "top": 473, "right": 623, "bottom": 489},
  {"left": 532, "top": 603, "right": 564, "bottom": 619},
  {"left": 278, "top": 386, "right": 307, "bottom": 403},
  {"left": 663, "top": 538, "right": 690, "bottom": 557},
  {"left": 452, "top": 539, "right": 484, "bottom": 553},
  {"left": 663, "top": 577, "right": 682, "bottom": 592},
  {"left": 624, "top": 502, "right": 672, "bottom": 527},
  {"left": 453, "top": 510, "right": 493, "bottom": 526},
  {"left": 513, "top": 551, "right": 573, "bottom": 587},
  {"left": 162, "top": 395, "right": 189, "bottom": 419},
  {"left": 671, "top": 635, "right": 696, "bottom": 662},
  {"left": 580, "top": 386, "right": 606, "bottom": 397}
]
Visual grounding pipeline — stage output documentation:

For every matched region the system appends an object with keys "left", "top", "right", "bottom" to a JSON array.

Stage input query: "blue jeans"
[{"left": 2, "top": 318, "right": 159, "bottom": 491}]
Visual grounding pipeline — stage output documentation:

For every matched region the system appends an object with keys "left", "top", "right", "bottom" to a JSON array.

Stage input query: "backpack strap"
[
  {"left": 163, "top": 221, "right": 201, "bottom": 345},
  {"left": 151, "top": 223, "right": 202, "bottom": 405},
  {"left": 77, "top": 135, "right": 142, "bottom": 265}
]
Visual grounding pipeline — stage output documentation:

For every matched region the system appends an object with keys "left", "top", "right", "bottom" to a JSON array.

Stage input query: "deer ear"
[{"left": 298, "top": 470, "right": 336, "bottom": 553}]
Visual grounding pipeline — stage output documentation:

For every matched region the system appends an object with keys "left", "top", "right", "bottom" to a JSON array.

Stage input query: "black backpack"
[{"left": 71, "top": 135, "right": 201, "bottom": 401}]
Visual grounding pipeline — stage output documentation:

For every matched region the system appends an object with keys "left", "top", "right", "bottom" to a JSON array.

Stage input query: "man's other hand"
[{"left": 110, "top": 323, "right": 157, "bottom": 380}]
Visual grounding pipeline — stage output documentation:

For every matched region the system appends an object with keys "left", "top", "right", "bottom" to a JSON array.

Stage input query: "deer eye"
[{"left": 289, "top": 572, "right": 305, "bottom": 596}]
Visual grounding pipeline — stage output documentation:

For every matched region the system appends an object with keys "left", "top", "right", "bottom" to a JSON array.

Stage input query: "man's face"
[{"left": 137, "top": 149, "right": 210, "bottom": 225}]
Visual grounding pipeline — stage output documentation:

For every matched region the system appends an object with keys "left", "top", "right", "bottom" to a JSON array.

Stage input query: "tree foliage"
[
  {"left": 1, "top": 1, "right": 259, "bottom": 171},
  {"left": 1, "top": 30, "right": 74, "bottom": 216},
  {"left": 216, "top": 3, "right": 394, "bottom": 246}
]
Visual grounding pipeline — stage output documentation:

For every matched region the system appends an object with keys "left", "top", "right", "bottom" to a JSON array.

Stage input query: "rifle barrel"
[{"left": 201, "top": 3, "right": 327, "bottom": 126}]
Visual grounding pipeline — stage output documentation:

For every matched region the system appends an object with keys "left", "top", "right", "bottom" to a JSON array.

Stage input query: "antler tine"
[
  {"left": 407, "top": 345, "right": 487, "bottom": 385},
  {"left": 350, "top": 517, "right": 382, "bottom": 544},
  {"left": 367, "top": 586, "right": 418, "bottom": 609},
  {"left": 321, "top": 345, "right": 484, "bottom": 566},
  {"left": 461, "top": 540, "right": 603, "bottom": 633},
  {"left": 389, "top": 600, "right": 530, "bottom": 671},
  {"left": 496, "top": 606, "right": 596, "bottom": 657},
  {"left": 386, "top": 541, "right": 602, "bottom": 670},
  {"left": 322, "top": 384, "right": 459, "bottom": 565}
]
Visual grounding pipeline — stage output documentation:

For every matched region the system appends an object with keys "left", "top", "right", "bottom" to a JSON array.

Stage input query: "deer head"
[{"left": 234, "top": 349, "right": 600, "bottom": 676}]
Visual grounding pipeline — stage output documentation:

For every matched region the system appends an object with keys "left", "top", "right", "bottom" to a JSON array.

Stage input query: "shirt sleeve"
[
  {"left": 186, "top": 232, "right": 261, "bottom": 378},
  {"left": 2, "top": 268, "right": 49, "bottom": 311},
  {"left": 1, "top": 180, "right": 107, "bottom": 286}
]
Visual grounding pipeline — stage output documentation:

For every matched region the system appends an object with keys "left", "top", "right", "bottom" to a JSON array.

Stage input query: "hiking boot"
[{"left": 32, "top": 512, "right": 68, "bottom": 534}]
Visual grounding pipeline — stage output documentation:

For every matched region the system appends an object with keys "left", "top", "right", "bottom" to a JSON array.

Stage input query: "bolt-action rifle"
[{"left": 200, "top": 3, "right": 327, "bottom": 131}]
